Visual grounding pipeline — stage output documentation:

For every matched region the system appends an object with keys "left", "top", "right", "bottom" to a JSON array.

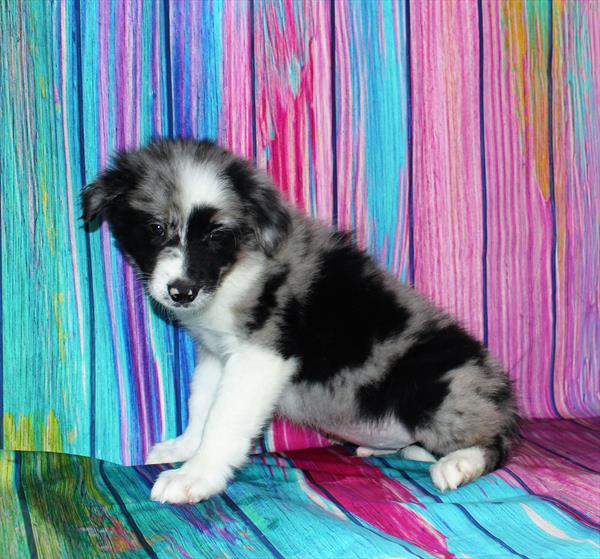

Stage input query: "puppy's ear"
[
  {"left": 81, "top": 152, "right": 140, "bottom": 222},
  {"left": 225, "top": 160, "right": 291, "bottom": 256},
  {"left": 81, "top": 175, "right": 113, "bottom": 222},
  {"left": 248, "top": 183, "right": 291, "bottom": 256}
]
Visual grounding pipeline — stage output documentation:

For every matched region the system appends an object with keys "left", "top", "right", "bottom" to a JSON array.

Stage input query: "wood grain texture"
[
  {"left": 3, "top": 423, "right": 600, "bottom": 559},
  {"left": 0, "top": 0, "right": 597, "bottom": 464},
  {"left": 410, "top": 0, "right": 485, "bottom": 339},
  {"left": 0, "top": 0, "right": 91, "bottom": 456},
  {"left": 551, "top": 0, "right": 599, "bottom": 417},
  {"left": 482, "top": 0, "right": 556, "bottom": 417},
  {"left": 335, "top": 0, "right": 410, "bottom": 279},
  {"left": 91, "top": 0, "right": 175, "bottom": 462},
  {"left": 254, "top": 0, "right": 333, "bottom": 220}
]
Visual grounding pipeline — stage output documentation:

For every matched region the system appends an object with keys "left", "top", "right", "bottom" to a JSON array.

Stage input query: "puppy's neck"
[{"left": 174, "top": 251, "right": 266, "bottom": 345}]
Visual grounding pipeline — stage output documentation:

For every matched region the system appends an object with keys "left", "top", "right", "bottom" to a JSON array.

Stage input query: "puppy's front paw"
[
  {"left": 150, "top": 467, "right": 226, "bottom": 504},
  {"left": 145, "top": 436, "right": 197, "bottom": 465}
]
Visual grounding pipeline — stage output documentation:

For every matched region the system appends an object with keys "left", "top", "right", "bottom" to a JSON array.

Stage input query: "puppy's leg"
[
  {"left": 355, "top": 445, "right": 436, "bottom": 460},
  {"left": 355, "top": 447, "right": 398, "bottom": 458},
  {"left": 145, "top": 352, "right": 223, "bottom": 465},
  {"left": 150, "top": 346, "right": 295, "bottom": 504},
  {"left": 399, "top": 445, "right": 437, "bottom": 462}
]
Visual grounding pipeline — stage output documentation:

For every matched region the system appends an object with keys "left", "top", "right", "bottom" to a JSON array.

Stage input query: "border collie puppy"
[{"left": 82, "top": 138, "right": 518, "bottom": 504}]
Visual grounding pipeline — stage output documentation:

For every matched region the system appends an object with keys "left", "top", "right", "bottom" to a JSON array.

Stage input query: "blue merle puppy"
[{"left": 82, "top": 138, "right": 518, "bottom": 504}]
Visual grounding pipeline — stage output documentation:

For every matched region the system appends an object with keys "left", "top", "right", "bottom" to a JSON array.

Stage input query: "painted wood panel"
[
  {"left": 335, "top": 0, "right": 410, "bottom": 279},
  {"left": 482, "top": 0, "right": 556, "bottom": 417},
  {"left": 551, "top": 0, "right": 600, "bottom": 417},
  {"left": 254, "top": 0, "right": 333, "bottom": 220},
  {"left": 88, "top": 0, "right": 176, "bottom": 463},
  {"left": 410, "top": 0, "right": 485, "bottom": 339},
  {"left": 1, "top": 0, "right": 91, "bottom": 456},
  {"left": 0, "top": 0, "right": 597, "bottom": 464}
]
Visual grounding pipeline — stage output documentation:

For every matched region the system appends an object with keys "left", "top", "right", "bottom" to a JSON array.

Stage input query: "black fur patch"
[
  {"left": 225, "top": 159, "right": 256, "bottom": 199},
  {"left": 108, "top": 205, "right": 164, "bottom": 275},
  {"left": 358, "top": 322, "right": 485, "bottom": 429},
  {"left": 489, "top": 381, "right": 512, "bottom": 405},
  {"left": 82, "top": 154, "right": 142, "bottom": 221},
  {"left": 278, "top": 243, "right": 410, "bottom": 382},
  {"left": 185, "top": 206, "right": 240, "bottom": 291},
  {"left": 224, "top": 160, "right": 290, "bottom": 256},
  {"left": 491, "top": 435, "right": 508, "bottom": 470},
  {"left": 186, "top": 206, "right": 218, "bottom": 237},
  {"left": 247, "top": 267, "right": 290, "bottom": 332}
]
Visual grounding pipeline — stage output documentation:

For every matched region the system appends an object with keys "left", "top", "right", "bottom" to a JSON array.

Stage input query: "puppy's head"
[{"left": 82, "top": 139, "right": 290, "bottom": 311}]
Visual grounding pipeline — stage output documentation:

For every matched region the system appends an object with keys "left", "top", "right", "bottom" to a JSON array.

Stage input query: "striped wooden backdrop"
[{"left": 0, "top": 0, "right": 598, "bottom": 465}]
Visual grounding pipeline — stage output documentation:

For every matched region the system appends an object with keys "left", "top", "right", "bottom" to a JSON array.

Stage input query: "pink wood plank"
[
  {"left": 411, "top": 0, "right": 485, "bottom": 339},
  {"left": 254, "top": 0, "right": 333, "bottom": 220},
  {"left": 552, "top": 0, "right": 600, "bottom": 417},
  {"left": 482, "top": 1, "right": 555, "bottom": 417},
  {"left": 220, "top": 0, "right": 254, "bottom": 159}
]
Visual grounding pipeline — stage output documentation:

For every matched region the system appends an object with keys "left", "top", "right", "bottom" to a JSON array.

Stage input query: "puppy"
[{"left": 82, "top": 138, "right": 518, "bottom": 504}]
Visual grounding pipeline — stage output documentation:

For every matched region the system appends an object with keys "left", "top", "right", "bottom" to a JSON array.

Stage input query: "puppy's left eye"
[
  {"left": 149, "top": 223, "right": 165, "bottom": 238},
  {"left": 209, "top": 228, "right": 231, "bottom": 242}
]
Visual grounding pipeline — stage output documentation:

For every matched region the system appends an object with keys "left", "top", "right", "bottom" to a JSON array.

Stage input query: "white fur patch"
[
  {"left": 430, "top": 446, "right": 487, "bottom": 491},
  {"left": 178, "top": 160, "right": 228, "bottom": 215},
  {"left": 326, "top": 421, "right": 414, "bottom": 450},
  {"left": 355, "top": 447, "right": 398, "bottom": 458},
  {"left": 179, "top": 253, "right": 265, "bottom": 354},
  {"left": 150, "top": 344, "right": 297, "bottom": 504},
  {"left": 400, "top": 444, "right": 437, "bottom": 462},
  {"left": 146, "top": 353, "right": 224, "bottom": 465},
  {"left": 148, "top": 249, "right": 185, "bottom": 304}
]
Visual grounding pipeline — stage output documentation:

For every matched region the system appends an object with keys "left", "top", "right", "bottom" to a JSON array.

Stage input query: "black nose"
[{"left": 167, "top": 281, "right": 199, "bottom": 304}]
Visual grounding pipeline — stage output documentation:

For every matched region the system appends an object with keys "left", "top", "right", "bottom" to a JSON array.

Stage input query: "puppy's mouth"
[
  {"left": 148, "top": 283, "right": 212, "bottom": 312},
  {"left": 159, "top": 294, "right": 210, "bottom": 313}
]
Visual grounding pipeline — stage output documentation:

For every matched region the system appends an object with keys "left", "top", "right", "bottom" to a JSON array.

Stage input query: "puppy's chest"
[
  {"left": 196, "top": 327, "right": 239, "bottom": 356},
  {"left": 181, "top": 307, "right": 243, "bottom": 356}
]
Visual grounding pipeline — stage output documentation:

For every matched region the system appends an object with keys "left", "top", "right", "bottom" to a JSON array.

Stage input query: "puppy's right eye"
[{"left": 149, "top": 223, "right": 165, "bottom": 238}]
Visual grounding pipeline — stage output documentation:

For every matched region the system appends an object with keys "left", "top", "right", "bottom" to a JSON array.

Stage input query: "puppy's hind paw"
[
  {"left": 400, "top": 444, "right": 436, "bottom": 463},
  {"left": 355, "top": 446, "right": 398, "bottom": 458},
  {"left": 429, "top": 447, "right": 486, "bottom": 491}
]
